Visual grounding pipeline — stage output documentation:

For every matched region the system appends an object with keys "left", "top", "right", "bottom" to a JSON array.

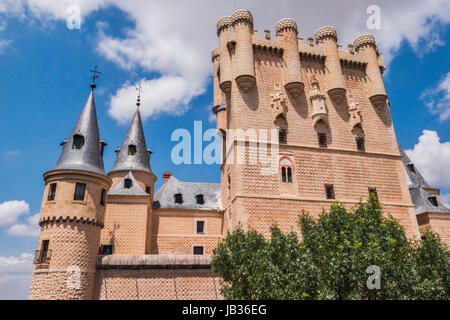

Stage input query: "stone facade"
[{"left": 29, "top": 9, "right": 449, "bottom": 300}]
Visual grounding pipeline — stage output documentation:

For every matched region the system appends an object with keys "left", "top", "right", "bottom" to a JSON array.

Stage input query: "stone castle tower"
[
  {"left": 212, "top": 10, "right": 420, "bottom": 237},
  {"left": 29, "top": 9, "right": 450, "bottom": 300},
  {"left": 29, "top": 82, "right": 112, "bottom": 299}
]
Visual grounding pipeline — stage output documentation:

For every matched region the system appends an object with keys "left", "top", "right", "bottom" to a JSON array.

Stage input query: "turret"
[
  {"left": 100, "top": 95, "right": 156, "bottom": 255},
  {"left": 315, "top": 26, "right": 346, "bottom": 104},
  {"left": 276, "top": 18, "right": 304, "bottom": 98},
  {"left": 212, "top": 48, "right": 223, "bottom": 109},
  {"left": 353, "top": 34, "right": 387, "bottom": 108},
  {"left": 217, "top": 16, "right": 232, "bottom": 94},
  {"left": 231, "top": 9, "right": 256, "bottom": 92},
  {"left": 29, "top": 79, "right": 112, "bottom": 300}
]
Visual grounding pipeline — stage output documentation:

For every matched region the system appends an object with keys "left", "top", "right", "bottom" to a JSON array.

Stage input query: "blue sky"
[{"left": 0, "top": 0, "right": 449, "bottom": 299}]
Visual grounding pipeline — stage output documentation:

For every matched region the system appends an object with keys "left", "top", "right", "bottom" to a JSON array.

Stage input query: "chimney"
[{"left": 163, "top": 171, "right": 172, "bottom": 184}]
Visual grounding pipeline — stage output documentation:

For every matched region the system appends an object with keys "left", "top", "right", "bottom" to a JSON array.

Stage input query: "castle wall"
[
  {"left": 94, "top": 269, "right": 222, "bottom": 300},
  {"left": 151, "top": 209, "right": 224, "bottom": 254},
  {"left": 100, "top": 197, "right": 152, "bottom": 254}
]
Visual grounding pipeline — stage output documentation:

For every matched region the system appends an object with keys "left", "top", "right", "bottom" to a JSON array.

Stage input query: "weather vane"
[
  {"left": 136, "top": 81, "right": 142, "bottom": 107},
  {"left": 89, "top": 66, "right": 101, "bottom": 89}
]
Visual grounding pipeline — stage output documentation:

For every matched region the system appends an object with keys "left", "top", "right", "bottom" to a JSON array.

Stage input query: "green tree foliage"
[{"left": 211, "top": 195, "right": 449, "bottom": 300}]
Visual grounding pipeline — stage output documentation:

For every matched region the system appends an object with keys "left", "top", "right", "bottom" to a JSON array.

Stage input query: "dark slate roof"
[
  {"left": 108, "top": 171, "right": 149, "bottom": 196},
  {"left": 153, "top": 176, "right": 221, "bottom": 211},
  {"left": 111, "top": 108, "right": 152, "bottom": 173},
  {"left": 409, "top": 187, "right": 450, "bottom": 215},
  {"left": 400, "top": 145, "right": 450, "bottom": 215},
  {"left": 399, "top": 146, "right": 430, "bottom": 188},
  {"left": 50, "top": 89, "right": 106, "bottom": 175}
]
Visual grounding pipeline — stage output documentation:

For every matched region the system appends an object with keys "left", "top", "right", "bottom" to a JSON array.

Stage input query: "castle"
[{"left": 29, "top": 10, "right": 450, "bottom": 300}]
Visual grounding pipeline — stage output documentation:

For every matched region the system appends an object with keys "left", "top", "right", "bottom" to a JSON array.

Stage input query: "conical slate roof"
[
  {"left": 51, "top": 89, "right": 106, "bottom": 175},
  {"left": 110, "top": 108, "right": 152, "bottom": 173}
]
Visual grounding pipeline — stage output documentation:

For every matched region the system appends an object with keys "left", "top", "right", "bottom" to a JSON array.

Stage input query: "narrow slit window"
[
  {"left": 368, "top": 187, "right": 378, "bottom": 201},
  {"left": 356, "top": 137, "right": 365, "bottom": 151},
  {"left": 47, "top": 183, "right": 57, "bottom": 201},
  {"left": 124, "top": 178, "right": 132, "bottom": 189},
  {"left": 318, "top": 133, "right": 327, "bottom": 147},
  {"left": 196, "top": 194, "right": 205, "bottom": 205},
  {"left": 196, "top": 221, "right": 205, "bottom": 234},
  {"left": 72, "top": 134, "right": 84, "bottom": 150},
  {"left": 128, "top": 145, "right": 137, "bottom": 156},
  {"left": 281, "top": 167, "right": 287, "bottom": 182},
  {"left": 287, "top": 167, "right": 293, "bottom": 183},
  {"left": 174, "top": 193, "right": 183, "bottom": 204},
  {"left": 193, "top": 246, "right": 204, "bottom": 255},
  {"left": 100, "top": 189, "right": 106, "bottom": 206},
  {"left": 146, "top": 186, "right": 151, "bottom": 194},
  {"left": 325, "top": 184, "right": 335, "bottom": 199},
  {"left": 279, "top": 129, "right": 287, "bottom": 144},
  {"left": 74, "top": 183, "right": 86, "bottom": 201}
]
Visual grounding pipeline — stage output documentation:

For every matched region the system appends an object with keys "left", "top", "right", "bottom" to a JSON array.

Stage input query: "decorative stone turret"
[
  {"left": 276, "top": 18, "right": 304, "bottom": 98},
  {"left": 29, "top": 81, "right": 112, "bottom": 300},
  {"left": 315, "top": 26, "right": 346, "bottom": 104},
  {"left": 217, "top": 16, "right": 233, "bottom": 94},
  {"left": 348, "top": 94, "right": 362, "bottom": 127},
  {"left": 353, "top": 34, "right": 387, "bottom": 108},
  {"left": 231, "top": 9, "right": 256, "bottom": 92},
  {"left": 213, "top": 103, "right": 227, "bottom": 132},
  {"left": 211, "top": 48, "right": 222, "bottom": 110},
  {"left": 309, "top": 75, "right": 328, "bottom": 125}
]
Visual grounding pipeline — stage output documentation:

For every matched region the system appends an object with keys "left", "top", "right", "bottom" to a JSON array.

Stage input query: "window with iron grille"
[
  {"left": 36, "top": 240, "right": 50, "bottom": 264},
  {"left": 428, "top": 196, "right": 438, "bottom": 207},
  {"left": 74, "top": 183, "right": 86, "bottom": 201},
  {"left": 128, "top": 144, "right": 137, "bottom": 156},
  {"left": 100, "top": 189, "right": 106, "bottom": 206},
  {"left": 48, "top": 183, "right": 57, "bottom": 201},
  {"left": 196, "top": 194, "right": 205, "bottom": 205},
  {"left": 325, "top": 184, "right": 335, "bottom": 199},
  {"left": 72, "top": 134, "right": 84, "bottom": 149},
  {"left": 193, "top": 246, "right": 204, "bottom": 255},
  {"left": 279, "top": 129, "right": 287, "bottom": 144},
  {"left": 174, "top": 193, "right": 183, "bottom": 204},
  {"left": 196, "top": 221, "right": 205, "bottom": 234},
  {"left": 124, "top": 178, "right": 132, "bottom": 189},
  {"left": 318, "top": 133, "right": 327, "bottom": 147},
  {"left": 368, "top": 187, "right": 378, "bottom": 201},
  {"left": 356, "top": 137, "right": 365, "bottom": 151}
]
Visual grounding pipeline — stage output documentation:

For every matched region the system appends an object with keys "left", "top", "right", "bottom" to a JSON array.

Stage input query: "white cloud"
[
  {"left": 0, "top": 200, "right": 29, "bottom": 225},
  {"left": 0, "top": 253, "right": 33, "bottom": 299},
  {"left": 421, "top": 72, "right": 450, "bottom": 122},
  {"left": 7, "top": 213, "right": 40, "bottom": 237},
  {"left": 2, "top": 0, "right": 450, "bottom": 121},
  {"left": 441, "top": 193, "right": 450, "bottom": 207},
  {"left": 405, "top": 130, "right": 450, "bottom": 188}
]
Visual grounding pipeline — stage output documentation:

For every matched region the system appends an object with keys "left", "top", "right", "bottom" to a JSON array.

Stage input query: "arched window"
[
  {"left": 128, "top": 145, "right": 137, "bottom": 156},
  {"left": 280, "top": 157, "right": 294, "bottom": 184},
  {"left": 124, "top": 178, "right": 132, "bottom": 189},
  {"left": 352, "top": 124, "right": 365, "bottom": 151},
  {"left": 72, "top": 134, "right": 84, "bottom": 149},
  {"left": 275, "top": 115, "right": 288, "bottom": 144}
]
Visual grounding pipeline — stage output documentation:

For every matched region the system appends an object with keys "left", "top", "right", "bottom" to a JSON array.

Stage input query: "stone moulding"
[
  {"left": 39, "top": 216, "right": 104, "bottom": 228},
  {"left": 97, "top": 254, "right": 212, "bottom": 270}
]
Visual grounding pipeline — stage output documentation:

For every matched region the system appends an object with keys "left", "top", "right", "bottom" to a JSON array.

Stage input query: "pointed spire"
[
  {"left": 110, "top": 105, "right": 152, "bottom": 174},
  {"left": 51, "top": 84, "right": 106, "bottom": 175}
]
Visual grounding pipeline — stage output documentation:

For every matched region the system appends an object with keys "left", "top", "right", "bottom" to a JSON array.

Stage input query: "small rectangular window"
[
  {"left": 74, "top": 183, "right": 86, "bottom": 201},
  {"left": 196, "top": 221, "right": 205, "bottom": 234},
  {"left": 318, "top": 133, "right": 327, "bottom": 147},
  {"left": 101, "top": 245, "right": 113, "bottom": 255},
  {"left": 196, "top": 194, "right": 205, "bottom": 205},
  {"left": 47, "top": 183, "right": 57, "bottom": 201},
  {"left": 146, "top": 186, "right": 151, "bottom": 194},
  {"left": 356, "top": 137, "right": 365, "bottom": 151},
  {"left": 279, "top": 129, "right": 287, "bottom": 144},
  {"left": 193, "top": 246, "right": 204, "bottom": 255},
  {"left": 39, "top": 240, "right": 50, "bottom": 263},
  {"left": 174, "top": 193, "right": 183, "bottom": 204},
  {"left": 368, "top": 187, "right": 378, "bottom": 201},
  {"left": 428, "top": 196, "right": 438, "bottom": 207},
  {"left": 100, "top": 189, "right": 106, "bottom": 206},
  {"left": 128, "top": 145, "right": 137, "bottom": 156},
  {"left": 124, "top": 179, "right": 132, "bottom": 189},
  {"left": 325, "top": 184, "right": 335, "bottom": 199}
]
